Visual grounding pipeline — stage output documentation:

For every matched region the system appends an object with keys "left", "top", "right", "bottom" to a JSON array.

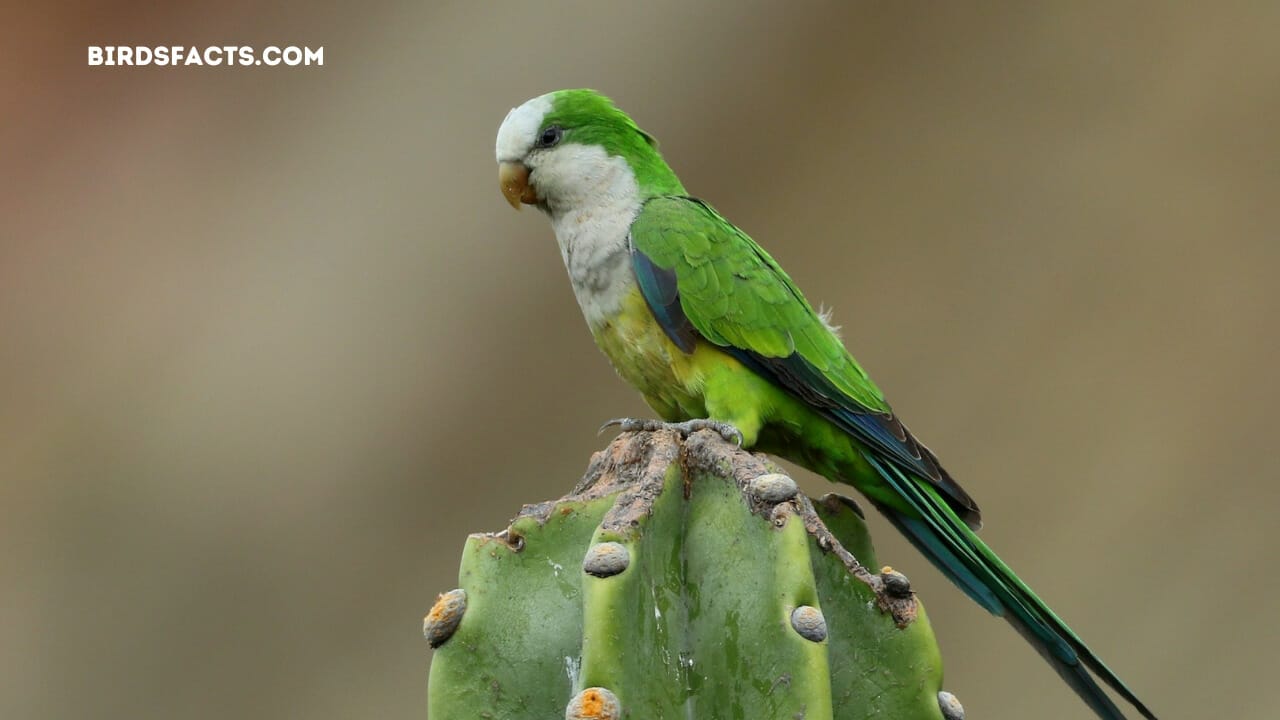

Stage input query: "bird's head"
[{"left": 495, "top": 89, "right": 683, "bottom": 214}]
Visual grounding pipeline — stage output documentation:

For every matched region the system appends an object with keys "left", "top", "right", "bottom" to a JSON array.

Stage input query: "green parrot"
[{"left": 495, "top": 89, "right": 1155, "bottom": 720}]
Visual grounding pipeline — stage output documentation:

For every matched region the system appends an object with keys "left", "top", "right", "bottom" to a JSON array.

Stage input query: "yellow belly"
[{"left": 591, "top": 287, "right": 732, "bottom": 421}]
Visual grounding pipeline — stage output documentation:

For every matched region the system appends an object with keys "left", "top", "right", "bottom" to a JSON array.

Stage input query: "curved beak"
[{"left": 498, "top": 161, "right": 539, "bottom": 210}]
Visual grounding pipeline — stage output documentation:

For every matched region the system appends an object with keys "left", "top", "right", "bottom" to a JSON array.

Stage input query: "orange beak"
[{"left": 499, "top": 161, "right": 539, "bottom": 209}]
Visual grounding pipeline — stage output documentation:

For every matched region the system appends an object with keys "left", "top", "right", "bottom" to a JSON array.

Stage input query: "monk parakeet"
[{"left": 495, "top": 89, "right": 1155, "bottom": 720}]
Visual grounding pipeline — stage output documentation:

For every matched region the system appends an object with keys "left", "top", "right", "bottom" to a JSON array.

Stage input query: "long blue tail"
[{"left": 863, "top": 455, "right": 1157, "bottom": 720}]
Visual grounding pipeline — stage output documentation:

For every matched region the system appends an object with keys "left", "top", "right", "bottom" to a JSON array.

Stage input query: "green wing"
[
  {"left": 629, "top": 196, "right": 979, "bottom": 524},
  {"left": 630, "top": 196, "right": 888, "bottom": 410}
]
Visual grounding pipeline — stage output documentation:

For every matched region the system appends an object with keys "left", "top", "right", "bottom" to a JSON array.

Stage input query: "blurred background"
[{"left": 4, "top": 2, "right": 1277, "bottom": 718}]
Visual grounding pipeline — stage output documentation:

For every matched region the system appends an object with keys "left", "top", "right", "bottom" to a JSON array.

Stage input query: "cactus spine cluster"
[{"left": 426, "top": 430, "right": 963, "bottom": 719}]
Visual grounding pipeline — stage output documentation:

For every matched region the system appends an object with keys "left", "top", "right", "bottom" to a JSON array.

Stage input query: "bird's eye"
[{"left": 536, "top": 125, "right": 563, "bottom": 148}]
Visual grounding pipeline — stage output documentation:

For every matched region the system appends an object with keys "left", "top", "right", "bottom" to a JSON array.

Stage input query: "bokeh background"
[{"left": 4, "top": 2, "right": 1278, "bottom": 718}]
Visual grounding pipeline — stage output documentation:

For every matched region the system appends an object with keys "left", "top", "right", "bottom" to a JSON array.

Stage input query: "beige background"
[{"left": 4, "top": 2, "right": 1277, "bottom": 718}]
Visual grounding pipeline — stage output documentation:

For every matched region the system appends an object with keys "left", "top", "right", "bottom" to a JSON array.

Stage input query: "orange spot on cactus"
[
  {"left": 566, "top": 687, "right": 619, "bottom": 719},
  {"left": 423, "top": 589, "right": 466, "bottom": 648},
  {"left": 428, "top": 592, "right": 461, "bottom": 623},
  {"left": 580, "top": 689, "right": 606, "bottom": 717}
]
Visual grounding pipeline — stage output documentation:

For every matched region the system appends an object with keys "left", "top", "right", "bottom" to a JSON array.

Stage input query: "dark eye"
[{"left": 536, "top": 125, "right": 563, "bottom": 148}]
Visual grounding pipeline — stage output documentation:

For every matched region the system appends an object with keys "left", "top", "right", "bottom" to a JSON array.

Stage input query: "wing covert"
[{"left": 628, "top": 196, "right": 981, "bottom": 527}]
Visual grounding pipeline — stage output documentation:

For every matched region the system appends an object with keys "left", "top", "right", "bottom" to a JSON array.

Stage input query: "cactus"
[{"left": 426, "top": 429, "right": 963, "bottom": 719}]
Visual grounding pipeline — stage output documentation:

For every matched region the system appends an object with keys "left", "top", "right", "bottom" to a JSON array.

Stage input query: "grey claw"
[
  {"left": 724, "top": 427, "right": 744, "bottom": 447},
  {"left": 599, "top": 417, "right": 654, "bottom": 435},
  {"left": 692, "top": 420, "right": 743, "bottom": 446},
  {"left": 598, "top": 418, "right": 626, "bottom": 435}
]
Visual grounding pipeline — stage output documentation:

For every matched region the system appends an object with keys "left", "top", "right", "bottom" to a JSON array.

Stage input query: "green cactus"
[{"left": 426, "top": 430, "right": 962, "bottom": 720}]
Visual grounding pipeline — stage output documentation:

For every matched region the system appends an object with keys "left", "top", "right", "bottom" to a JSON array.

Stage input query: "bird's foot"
[{"left": 599, "top": 417, "right": 744, "bottom": 447}]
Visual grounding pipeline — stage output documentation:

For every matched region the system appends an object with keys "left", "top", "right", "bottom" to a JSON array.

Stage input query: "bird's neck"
[{"left": 544, "top": 165, "right": 646, "bottom": 331}]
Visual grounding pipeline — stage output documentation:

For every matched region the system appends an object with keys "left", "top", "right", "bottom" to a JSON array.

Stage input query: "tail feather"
[{"left": 864, "top": 455, "right": 1157, "bottom": 720}]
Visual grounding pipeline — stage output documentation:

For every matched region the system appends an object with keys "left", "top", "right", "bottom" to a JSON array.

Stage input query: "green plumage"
[
  {"left": 539, "top": 91, "right": 685, "bottom": 197},
  {"left": 504, "top": 89, "right": 1156, "bottom": 720},
  {"left": 631, "top": 196, "right": 890, "bottom": 412}
]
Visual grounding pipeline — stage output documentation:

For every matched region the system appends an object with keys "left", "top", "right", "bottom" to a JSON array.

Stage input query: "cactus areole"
[{"left": 426, "top": 430, "right": 956, "bottom": 719}]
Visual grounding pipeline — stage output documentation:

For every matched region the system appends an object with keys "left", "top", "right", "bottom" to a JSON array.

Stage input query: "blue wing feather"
[{"left": 632, "top": 237, "right": 697, "bottom": 353}]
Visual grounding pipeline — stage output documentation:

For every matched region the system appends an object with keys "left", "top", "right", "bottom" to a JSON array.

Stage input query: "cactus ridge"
[{"left": 428, "top": 430, "right": 954, "bottom": 719}]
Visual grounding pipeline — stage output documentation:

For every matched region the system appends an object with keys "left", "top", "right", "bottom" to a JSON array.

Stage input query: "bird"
[{"left": 494, "top": 88, "right": 1156, "bottom": 720}]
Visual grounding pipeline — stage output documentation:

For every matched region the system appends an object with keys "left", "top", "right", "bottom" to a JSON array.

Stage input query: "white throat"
[{"left": 538, "top": 146, "right": 643, "bottom": 329}]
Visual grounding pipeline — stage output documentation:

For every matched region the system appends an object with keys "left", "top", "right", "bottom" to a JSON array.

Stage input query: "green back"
[{"left": 630, "top": 197, "right": 890, "bottom": 413}]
